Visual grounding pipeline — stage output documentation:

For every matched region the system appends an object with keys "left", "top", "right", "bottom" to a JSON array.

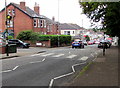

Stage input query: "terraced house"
[{"left": 0, "top": 1, "right": 59, "bottom": 38}]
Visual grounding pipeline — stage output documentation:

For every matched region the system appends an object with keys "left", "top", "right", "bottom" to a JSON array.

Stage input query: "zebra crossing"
[
  {"left": 30, "top": 52, "right": 89, "bottom": 61},
  {"left": 30, "top": 52, "right": 77, "bottom": 59}
]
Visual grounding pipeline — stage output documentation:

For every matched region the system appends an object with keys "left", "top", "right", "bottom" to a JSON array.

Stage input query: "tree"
[{"left": 79, "top": 2, "right": 120, "bottom": 37}]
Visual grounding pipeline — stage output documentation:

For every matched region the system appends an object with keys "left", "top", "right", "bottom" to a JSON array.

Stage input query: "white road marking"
[
  {"left": 30, "top": 58, "right": 45, "bottom": 64},
  {"left": 0, "top": 70, "right": 12, "bottom": 73},
  {"left": 49, "top": 79, "right": 54, "bottom": 88},
  {"left": 41, "top": 53, "right": 54, "bottom": 57},
  {"left": 79, "top": 56, "right": 88, "bottom": 61},
  {"left": 66, "top": 55, "right": 77, "bottom": 59},
  {"left": 95, "top": 52, "right": 98, "bottom": 54},
  {"left": 31, "top": 53, "right": 45, "bottom": 56},
  {"left": 49, "top": 62, "right": 86, "bottom": 88},
  {"left": 91, "top": 54, "right": 94, "bottom": 57},
  {"left": 52, "top": 54, "right": 64, "bottom": 57},
  {"left": 12, "top": 66, "right": 19, "bottom": 71}
]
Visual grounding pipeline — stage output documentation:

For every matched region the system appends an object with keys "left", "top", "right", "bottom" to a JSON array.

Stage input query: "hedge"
[
  {"left": 38, "top": 35, "right": 71, "bottom": 46},
  {"left": 17, "top": 30, "right": 71, "bottom": 47}
]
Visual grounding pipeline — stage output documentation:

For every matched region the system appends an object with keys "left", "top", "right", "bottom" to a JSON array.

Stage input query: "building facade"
[{"left": 0, "top": 1, "right": 59, "bottom": 38}]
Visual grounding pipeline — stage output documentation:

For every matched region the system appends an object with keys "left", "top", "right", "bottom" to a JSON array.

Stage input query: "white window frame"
[
  {"left": 40, "top": 19, "right": 44, "bottom": 28},
  {"left": 38, "top": 19, "right": 40, "bottom": 28},
  {"left": 9, "top": 21, "right": 13, "bottom": 27},
  {"left": 34, "top": 19, "right": 37, "bottom": 28}
]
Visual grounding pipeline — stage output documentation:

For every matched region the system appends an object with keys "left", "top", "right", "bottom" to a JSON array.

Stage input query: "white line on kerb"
[
  {"left": 49, "top": 62, "right": 86, "bottom": 88},
  {"left": 12, "top": 66, "right": 19, "bottom": 71}
]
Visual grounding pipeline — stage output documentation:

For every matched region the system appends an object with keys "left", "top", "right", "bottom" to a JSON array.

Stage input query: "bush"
[
  {"left": 8, "top": 36, "right": 13, "bottom": 39},
  {"left": 17, "top": 30, "right": 32, "bottom": 40}
]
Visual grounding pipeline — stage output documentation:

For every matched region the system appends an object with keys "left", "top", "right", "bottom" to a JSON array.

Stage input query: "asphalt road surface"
[{"left": 1, "top": 45, "right": 102, "bottom": 87}]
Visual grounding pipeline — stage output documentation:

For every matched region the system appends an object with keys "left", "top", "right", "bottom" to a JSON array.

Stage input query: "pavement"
[
  {"left": 63, "top": 46, "right": 119, "bottom": 87},
  {"left": 0, "top": 47, "right": 47, "bottom": 59}
]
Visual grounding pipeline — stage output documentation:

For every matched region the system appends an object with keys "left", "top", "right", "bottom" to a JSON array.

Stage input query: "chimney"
[
  {"left": 20, "top": 1, "right": 26, "bottom": 11},
  {"left": 52, "top": 16, "right": 55, "bottom": 21},
  {"left": 34, "top": 2, "right": 40, "bottom": 15}
]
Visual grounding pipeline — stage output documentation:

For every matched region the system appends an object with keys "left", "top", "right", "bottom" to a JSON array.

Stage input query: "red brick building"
[{"left": 0, "top": 1, "right": 59, "bottom": 38}]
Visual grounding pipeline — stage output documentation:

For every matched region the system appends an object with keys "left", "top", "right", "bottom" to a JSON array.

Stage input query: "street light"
[{"left": 57, "top": 0, "right": 60, "bottom": 47}]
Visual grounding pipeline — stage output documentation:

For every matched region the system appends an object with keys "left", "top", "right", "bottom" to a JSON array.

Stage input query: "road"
[{"left": 1, "top": 45, "right": 102, "bottom": 87}]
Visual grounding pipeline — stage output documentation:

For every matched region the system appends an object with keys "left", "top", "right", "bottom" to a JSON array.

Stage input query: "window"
[
  {"left": 67, "top": 31, "right": 70, "bottom": 35},
  {"left": 73, "top": 31, "right": 74, "bottom": 34},
  {"left": 44, "top": 20, "right": 46, "bottom": 28},
  {"left": 64, "top": 31, "right": 70, "bottom": 35},
  {"left": 34, "top": 19, "right": 37, "bottom": 27},
  {"left": 38, "top": 19, "right": 40, "bottom": 28},
  {"left": 7, "top": 20, "right": 10, "bottom": 28},
  {"left": 9, "top": 21, "right": 13, "bottom": 27},
  {"left": 8, "top": 9, "right": 11, "bottom": 15},
  {"left": 12, "top": 9, "right": 15, "bottom": 16},
  {"left": 40, "top": 19, "right": 44, "bottom": 28}
]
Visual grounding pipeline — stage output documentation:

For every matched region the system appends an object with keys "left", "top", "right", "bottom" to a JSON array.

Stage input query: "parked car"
[
  {"left": 72, "top": 40, "right": 84, "bottom": 48},
  {"left": 0, "top": 38, "right": 6, "bottom": 46},
  {"left": 98, "top": 40, "right": 111, "bottom": 48},
  {"left": 8, "top": 39, "right": 30, "bottom": 48},
  {"left": 87, "top": 40, "right": 94, "bottom": 45},
  {"left": 95, "top": 40, "right": 100, "bottom": 44},
  {"left": 82, "top": 40, "right": 87, "bottom": 46}
]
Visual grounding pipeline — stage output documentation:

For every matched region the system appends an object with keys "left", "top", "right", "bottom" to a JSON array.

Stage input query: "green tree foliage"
[
  {"left": 85, "top": 35, "right": 90, "bottom": 41},
  {"left": 79, "top": 2, "right": 120, "bottom": 37}
]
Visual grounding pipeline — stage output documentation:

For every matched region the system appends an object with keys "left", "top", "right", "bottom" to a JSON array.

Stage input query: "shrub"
[
  {"left": 17, "top": 30, "right": 32, "bottom": 40},
  {"left": 8, "top": 36, "right": 13, "bottom": 39}
]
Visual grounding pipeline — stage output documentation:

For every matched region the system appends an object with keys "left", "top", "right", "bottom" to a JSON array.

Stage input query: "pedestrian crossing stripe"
[
  {"left": 66, "top": 55, "right": 77, "bottom": 59},
  {"left": 52, "top": 54, "right": 64, "bottom": 57},
  {"left": 78, "top": 56, "right": 88, "bottom": 61},
  {"left": 41, "top": 53, "right": 54, "bottom": 56}
]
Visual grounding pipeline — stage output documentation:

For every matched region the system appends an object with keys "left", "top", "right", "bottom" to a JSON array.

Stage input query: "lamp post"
[{"left": 57, "top": 0, "right": 60, "bottom": 47}]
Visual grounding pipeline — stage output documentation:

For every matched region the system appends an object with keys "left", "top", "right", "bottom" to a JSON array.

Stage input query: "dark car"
[
  {"left": 8, "top": 39, "right": 30, "bottom": 48},
  {"left": 98, "top": 40, "right": 111, "bottom": 48},
  {"left": 72, "top": 40, "right": 84, "bottom": 48}
]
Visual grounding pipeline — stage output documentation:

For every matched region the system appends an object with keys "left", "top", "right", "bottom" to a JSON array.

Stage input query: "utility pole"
[{"left": 5, "top": 0, "right": 9, "bottom": 56}]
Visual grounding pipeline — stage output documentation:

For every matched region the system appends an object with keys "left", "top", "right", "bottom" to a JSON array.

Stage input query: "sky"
[{"left": 0, "top": 0, "right": 93, "bottom": 29}]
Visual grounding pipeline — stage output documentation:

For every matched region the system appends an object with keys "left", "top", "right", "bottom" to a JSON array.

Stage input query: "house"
[
  {"left": 0, "top": 1, "right": 59, "bottom": 38},
  {"left": 60, "top": 23, "right": 84, "bottom": 38}
]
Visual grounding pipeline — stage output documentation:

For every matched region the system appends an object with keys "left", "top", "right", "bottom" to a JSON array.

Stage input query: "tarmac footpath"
[
  {"left": 64, "top": 46, "right": 119, "bottom": 88},
  {"left": 0, "top": 47, "right": 47, "bottom": 59}
]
